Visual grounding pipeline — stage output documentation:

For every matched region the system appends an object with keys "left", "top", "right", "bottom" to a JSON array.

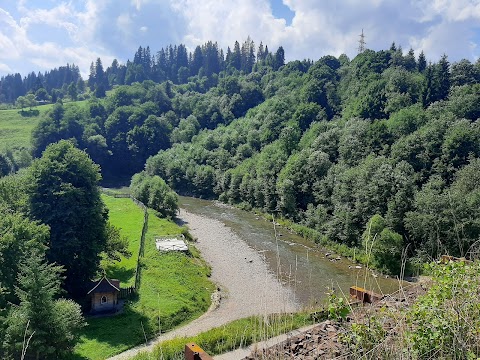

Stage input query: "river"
[{"left": 179, "top": 196, "right": 402, "bottom": 307}]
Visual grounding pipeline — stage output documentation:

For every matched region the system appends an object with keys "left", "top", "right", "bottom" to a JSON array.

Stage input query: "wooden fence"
[
  {"left": 119, "top": 286, "right": 136, "bottom": 299},
  {"left": 134, "top": 198, "right": 148, "bottom": 289}
]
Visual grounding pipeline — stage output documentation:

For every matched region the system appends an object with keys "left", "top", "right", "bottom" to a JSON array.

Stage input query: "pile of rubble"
[
  {"left": 243, "top": 284, "right": 427, "bottom": 359},
  {"left": 246, "top": 320, "right": 346, "bottom": 359}
]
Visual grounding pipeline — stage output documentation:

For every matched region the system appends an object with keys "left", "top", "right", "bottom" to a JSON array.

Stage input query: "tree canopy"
[{"left": 27, "top": 140, "right": 108, "bottom": 297}]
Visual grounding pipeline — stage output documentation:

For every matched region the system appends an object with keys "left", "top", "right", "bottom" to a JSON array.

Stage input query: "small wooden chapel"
[{"left": 87, "top": 275, "right": 120, "bottom": 313}]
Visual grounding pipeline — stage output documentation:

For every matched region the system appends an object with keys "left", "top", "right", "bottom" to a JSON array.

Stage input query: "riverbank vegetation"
[
  {"left": 11, "top": 43, "right": 477, "bottom": 276},
  {"left": 338, "top": 260, "right": 480, "bottom": 359},
  {"left": 131, "top": 312, "right": 314, "bottom": 360},
  {"left": 1, "top": 39, "right": 480, "bottom": 357}
]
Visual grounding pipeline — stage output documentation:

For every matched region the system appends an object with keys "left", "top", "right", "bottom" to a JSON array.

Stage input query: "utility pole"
[{"left": 358, "top": 29, "right": 366, "bottom": 53}]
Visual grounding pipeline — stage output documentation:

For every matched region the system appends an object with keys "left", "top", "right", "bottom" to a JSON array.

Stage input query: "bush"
[
  {"left": 130, "top": 171, "right": 178, "bottom": 217},
  {"left": 363, "top": 214, "right": 403, "bottom": 274},
  {"left": 406, "top": 261, "right": 480, "bottom": 359}
]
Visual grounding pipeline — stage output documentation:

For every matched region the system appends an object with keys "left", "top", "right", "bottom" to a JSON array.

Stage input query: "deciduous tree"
[{"left": 27, "top": 140, "right": 108, "bottom": 297}]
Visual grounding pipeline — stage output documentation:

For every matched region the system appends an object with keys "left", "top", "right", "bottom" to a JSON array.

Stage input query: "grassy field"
[
  {"left": 101, "top": 195, "right": 144, "bottom": 286},
  {"left": 72, "top": 197, "right": 214, "bottom": 360},
  {"left": 0, "top": 104, "right": 51, "bottom": 150},
  {"left": 131, "top": 312, "right": 315, "bottom": 360},
  {"left": 0, "top": 100, "right": 89, "bottom": 151}
]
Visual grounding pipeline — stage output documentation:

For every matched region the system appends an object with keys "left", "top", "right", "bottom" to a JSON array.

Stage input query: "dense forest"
[
  {"left": 1, "top": 39, "right": 480, "bottom": 356},
  {"left": 15, "top": 42, "right": 480, "bottom": 274},
  {"left": 0, "top": 38, "right": 284, "bottom": 103}
]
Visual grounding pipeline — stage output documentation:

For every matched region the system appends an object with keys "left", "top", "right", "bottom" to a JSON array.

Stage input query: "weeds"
[{"left": 338, "top": 260, "right": 480, "bottom": 359}]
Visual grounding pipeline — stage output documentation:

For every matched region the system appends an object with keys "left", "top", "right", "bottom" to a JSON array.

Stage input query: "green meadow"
[
  {"left": 0, "top": 101, "right": 89, "bottom": 151},
  {"left": 101, "top": 194, "right": 144, "bottom": 286},
  {"left": 72, "top": 195, "right": 214, "bottom": 360},
  {"left": 0, "top": 105, "right": 50, "bottom": 150}
]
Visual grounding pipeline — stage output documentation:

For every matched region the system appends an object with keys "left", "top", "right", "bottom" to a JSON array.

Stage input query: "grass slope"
[
  {"left": 72, "top": 198, "right": 214, "bottom": 360},
  {"left": 0, "top": 105, "right": 51, "bottom": 150},
  {"left": 131, "top": 313, "right": 314, "bottom": 360},
  {"left": 0, "top": 101, "right": 89, "bottom": 151},
  {"left": 101, "top": 194, "right": 144, "bottom": 286}
]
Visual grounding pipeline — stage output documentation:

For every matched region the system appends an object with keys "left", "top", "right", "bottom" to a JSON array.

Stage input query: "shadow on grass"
[
  {"left": 72, "top": 303, "right": 153, "bottom": 359},
  {"left": 104, "top": 264, "right": 136, "bottom": 284},
  {"left": 67, "top": 352, "right": 90, "bottom": 360},
  {"left": 18, "top": 109, "right": 39, "bottom": 117}
]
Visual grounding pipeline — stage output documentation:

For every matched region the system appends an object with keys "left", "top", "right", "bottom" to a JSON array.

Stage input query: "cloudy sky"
[{"left": 0, "top": 0, "right": 479, "bottom": 78}]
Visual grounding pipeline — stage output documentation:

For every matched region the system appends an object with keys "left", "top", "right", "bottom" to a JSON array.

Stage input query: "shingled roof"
[{"left": 87, "top": 276, "right": 120, "bottom": 295}]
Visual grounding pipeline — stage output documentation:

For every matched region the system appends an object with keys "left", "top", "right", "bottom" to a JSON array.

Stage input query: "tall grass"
[{"left": 131, "top": 312, "right": 315, "bottom": 360}]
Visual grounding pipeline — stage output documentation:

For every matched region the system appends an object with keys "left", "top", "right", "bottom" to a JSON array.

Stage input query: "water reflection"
[{"left": 180, "top": 196, "right": 401, "bottom": 307}]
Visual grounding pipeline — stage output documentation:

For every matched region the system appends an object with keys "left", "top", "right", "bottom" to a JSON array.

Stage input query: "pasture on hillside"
[
  {"left": 0, "top": 101, "right": 89, "bottom": 151},
  {"left": 72, "top": 195, "right": 214, "bottom": 360},
  {"left": 0, "top": 105, "right": 50, "bottom": 150}
]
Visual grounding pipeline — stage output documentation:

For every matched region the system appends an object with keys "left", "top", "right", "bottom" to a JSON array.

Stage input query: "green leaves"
[
  {"left": 130, "top": 171, "right": 179, "bottom": 218},
  {"left": 326, "top": 289, "right": 350, "bottom": 321},
  {"left": 362, "top": 214, "right": 404, "bottom": 274},
  {"left": 28, "top": 140, "right": 108, "bottom": 297},
  {"left": 406, "top": 261, "right": 480, "bottom": 359}
]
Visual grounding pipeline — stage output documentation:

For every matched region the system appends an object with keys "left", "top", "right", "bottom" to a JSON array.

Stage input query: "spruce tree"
[
  {"left": 3, "top": 251, "right": 84, "bottom": 359},
  {"left": 417, "top": 50, "right": 427, "bottom": 73}
]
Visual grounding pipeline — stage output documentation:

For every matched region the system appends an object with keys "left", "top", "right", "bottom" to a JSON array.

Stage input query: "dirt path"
[{"left": 109, "top": 208, "right": 298, "bottom": 360}]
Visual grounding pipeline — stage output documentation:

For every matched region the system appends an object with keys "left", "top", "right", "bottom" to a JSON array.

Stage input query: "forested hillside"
[{"left": 4, "top": 43, "right": 480, "bottom": 274}]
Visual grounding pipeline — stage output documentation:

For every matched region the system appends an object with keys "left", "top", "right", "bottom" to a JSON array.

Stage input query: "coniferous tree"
[
  {"left": 417, "top": 50, "right": 427, "bottom": 73},
  {"left": 404, "top": 48, "right": 417, "bottom": 71},
  {"left": 257, "top": 42, "right": 265, "bottom": 62},
  {"left": 94, "top": 58, "right": 107, "bottom": 97},
  {"left": 436, "top": 54, "right": 451, "bottom": 101},
  {"left": 422, "top": 62, "right": 435, "bottom": 106},
  {"left": 88, "top": 61, "right": 95, "bottom": 91},
  {"left": 274, "top": 46, "right": 285, "bottom": 70},
  {"left": 231, "top": 41, "right": 242, "bottom": 70},
  {"left": 190, "top": 46, "right": 204, "bottom": 76},
  {"left": 3, "top": 251, "right": 85, "bottom": 359}
]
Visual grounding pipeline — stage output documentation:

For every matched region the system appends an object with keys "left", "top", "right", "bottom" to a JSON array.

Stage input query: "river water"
[{"left": 179, "top": 196, "right": 402, "bottom": 307}]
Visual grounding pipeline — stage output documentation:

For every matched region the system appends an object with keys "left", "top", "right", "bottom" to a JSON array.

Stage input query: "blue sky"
[{"left": 0, "top": 0, "right": 479, "bottom": 78}]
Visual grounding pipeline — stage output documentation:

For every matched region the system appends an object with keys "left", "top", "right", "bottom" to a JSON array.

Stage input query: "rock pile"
[
  {"left": 243, "top": 284, "right": 426, "bottom": 359},
  {"left": 244, "top": 320, "right": 346, "bottom": 359}
]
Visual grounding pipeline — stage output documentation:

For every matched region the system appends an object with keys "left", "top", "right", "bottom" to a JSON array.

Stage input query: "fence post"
[{"left": 132, "top": 195, "right": 148, "bottom": 290}]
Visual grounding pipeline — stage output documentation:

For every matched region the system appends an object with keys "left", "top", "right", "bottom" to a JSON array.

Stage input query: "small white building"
[{"left": 155, "top": 234, "right": 188, "bottom": 252}]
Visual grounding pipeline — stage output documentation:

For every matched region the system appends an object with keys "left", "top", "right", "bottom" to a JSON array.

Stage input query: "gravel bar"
[{"left": 109, "top": 208, "right": 298, "bottom": 359}]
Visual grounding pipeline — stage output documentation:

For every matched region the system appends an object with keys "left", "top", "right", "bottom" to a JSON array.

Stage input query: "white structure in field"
[{"left": 155, "top": 234, "right": 188, "bottom": 252}]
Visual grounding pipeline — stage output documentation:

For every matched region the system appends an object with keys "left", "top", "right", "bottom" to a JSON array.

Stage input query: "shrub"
[{"left": 130, "top": 171, "right": 178, "bottom": 218}]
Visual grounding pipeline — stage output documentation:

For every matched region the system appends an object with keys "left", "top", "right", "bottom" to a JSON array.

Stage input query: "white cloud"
[
  {"left": 19, "top": 3, "right": 76, "bottom": 33},
  {"left": 0, "top": 62, "right": 12, "bottom": 72},
  {"left": 0, "top": 10, "right": 22, "bottom": 60},
  {"left": 414, "top": 0, "right": 480, "bottom": 22},
  {"left": 169, "top": 0, "right": 292, "bottom": 57},
  {"left": 0, "top": 0, "right": 479, "bottom": 78},
  {"left": 0, "top": 2, "right": 115, "bottom": 77}
]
